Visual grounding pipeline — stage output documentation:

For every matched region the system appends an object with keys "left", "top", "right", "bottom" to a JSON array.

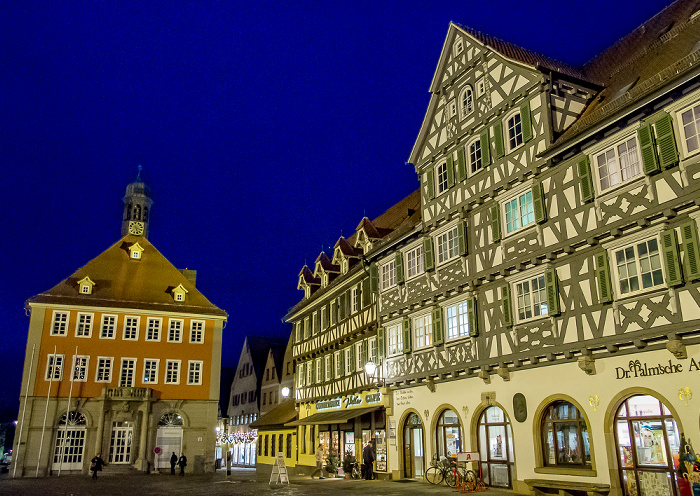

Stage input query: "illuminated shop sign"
[
  {"left": 366, "top": 393, "right": 382, "bottom": 404},
  {"left": 316, "top": 398, "right": 341, "bottom": 411},
  {"left": 315, "top": 392, "right": 383, "bottom": 411}
]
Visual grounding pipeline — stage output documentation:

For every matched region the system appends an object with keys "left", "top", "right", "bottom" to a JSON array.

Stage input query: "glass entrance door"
[
  {"left": 109, "top": 422, "right": 134, "bottom": 464},
  {"left": 478, "top": 406, "right": 514, "bottom": 488},
  {"left": 403, "top": 413, "right": 424, "bottom": 478}
]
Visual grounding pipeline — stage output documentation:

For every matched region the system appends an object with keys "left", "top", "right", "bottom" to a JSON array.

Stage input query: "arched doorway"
[
  {"left": 155, "top": 412, "right": 183, "bottom": 470},
  {"left": 52, "top": 411, "right": 87, "bottom": 471},
  {"left": 436, "top": 409, "right": 462, "bottom": 458},
  {"left": 477, "top": 406, "right": 514, "bottom": 488},
  {"left": 614, "top": 394, "right": 681, "bottom": 496},
  {"left": 403, "top": 412, "right": 425, "bottom": 478}
]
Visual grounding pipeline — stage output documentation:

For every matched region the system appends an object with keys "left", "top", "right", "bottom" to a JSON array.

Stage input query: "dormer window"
[
  {"left": 341, "top": 258, "right": 349, "bottom": 274},
  {"left": 128, "top": 242, "right": 144, "bottom": 260},
  {"left": 172, "top": 284, "right": 188, "bottom": 303},
  {"left": 355, "top": 229, "right": 373, "bottom": 252},
  {"left": 78, "top": 276, "right": 95, "bottom": 295}
]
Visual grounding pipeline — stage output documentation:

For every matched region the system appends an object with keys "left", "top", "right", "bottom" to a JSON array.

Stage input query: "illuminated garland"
[{"left": 216, "top": 430, "right": 258, "bottom": 445}]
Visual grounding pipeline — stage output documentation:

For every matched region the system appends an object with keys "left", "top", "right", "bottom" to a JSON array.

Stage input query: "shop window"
[
  {"left": 436, "top": 409, "right": 462, "bottom": 458},
  {"left": 540, "top": 400, "right": 591, "bottom": 468},
  {"left": 615, "top": 395, "right": 681, "bottom": 496}
]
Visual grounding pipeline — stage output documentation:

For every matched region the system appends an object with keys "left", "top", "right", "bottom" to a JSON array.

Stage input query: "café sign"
[{"left": 315, "top": 392, "right": 383, "bottom": 411}]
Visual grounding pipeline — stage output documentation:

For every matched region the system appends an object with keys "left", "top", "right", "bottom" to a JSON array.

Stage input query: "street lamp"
[
  {"left": 364, "top": 361, "right": 383, "bottom": 388},
  {"left": 281, "top": 386, "right": 290, "bottom": 399}
]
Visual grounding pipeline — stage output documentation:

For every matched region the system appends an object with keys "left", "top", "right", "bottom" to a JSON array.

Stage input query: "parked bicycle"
[{"left": 425, "top": 455, "right": 457, "bottom": 487}]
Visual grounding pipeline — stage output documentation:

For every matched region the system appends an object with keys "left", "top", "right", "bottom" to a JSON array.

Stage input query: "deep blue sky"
[{"left": 1, "top": 0, "right": 671, "bottom": 417}]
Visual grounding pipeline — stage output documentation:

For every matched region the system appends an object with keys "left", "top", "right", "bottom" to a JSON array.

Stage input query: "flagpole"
[
  {"left": 13, "top": 344, "right": 35, "bottom": 478},
  {"left": 57, "top": 346, "right": 77, "bottom": 477},
  {"left": 36, "top": 345, "right": 57, "bottom": 478}
]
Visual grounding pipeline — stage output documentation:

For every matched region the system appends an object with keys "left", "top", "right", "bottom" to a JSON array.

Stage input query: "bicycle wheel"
[
  {"left": 425, "top": 466, "right": 444, "bottom": 485},
  {"left": 463, "top": 469, "right": 476, "bottom": 483},
  {"left": 444, "top": 466, "right": 458, "bottom": 487}
]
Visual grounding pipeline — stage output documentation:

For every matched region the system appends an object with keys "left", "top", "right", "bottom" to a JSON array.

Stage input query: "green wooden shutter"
[
  {"left": 638, "top": 123, "right": 660, "bottom": 175},
  {"left": 491, "top": 205, "right": 502, "bottom": 243},
  {"left": 339, "top": 293, "right": 345, "bottom": 320},
  {"left": 501, "top": 285, "right": 513, "bottom": 327},
  {"left": 377, "top": 327, "right": 385, "bottom": 360},
  {"left": 680, "top": 220, "right": 700, "bottom": 282},
  {"left": 339, "top": 350, "right": 345, "bottom": 376},
  {"left": 467, "top": 296, "right": 478, "bottom": 337},
  {"left": 328, "top": 354, "right": 334, "bottom": 379},
  {"left": 457, "top": 147, "right": 467, "bottom": 181},
  {"left": 362, "top": 278, "right": 370, "bottom": 307},
  {"left": 521, "top": 102, "right": 533, "bottom": 142},
  {"left": 426, "top": 170, "right": 435, "bottom": 199},
  {"left": 493, "top": 122, "right": 505, "bottom": 159},
  {"left": 310, "top": 360, "right": 315, "bottom": 384},
  {"left": 661, "top": 228, "right": 684, "bottom": 287},
  {"left": 457, "top": 221, "right": 468, "bottom": 256},
  {"left": 655, "top": 113, "right": 679, "bottom": 169},
  {"left": 577, "top": 155, "right": 595, "bottom": 203},
  {"left": 595, "top": 251, "right": 614, "bottom": 304},
  {"left": 395, "top": 251, "right": 405, "bottom": 285},
  {"left": 532, "top": 182, "right": 547, "bottom": 224},
  {"left": 432, "top": 307, "right": 444, "bottom": 346},
  {"left": 480, "top": 129, "right": 491, "bottom": 166},
  {"left": 423, "top": 237, "right": 435, "bottom": 271},
  {"left": 370, "top": 263, "right": 379, "bottom": 293},
  {"left": 544, "top": 268, "right": 561, "bottom": 316},
  {"left": 361, "top": 340, "right": 368, "bottom": 366},
  {"left": 320, "top": 358, "right": 325, "bottom": 383},
  {"left": 297, "top": 363, "right": 303, "bottom": 385},
  {"left": 349, "top": 345, "right": 355, "bottom": 372},
  {"left": 402, "top": 317, "right": 412, "bottom": 354},
  {"left": 446, "top": 154, "right": 455, "bottom": 187}
]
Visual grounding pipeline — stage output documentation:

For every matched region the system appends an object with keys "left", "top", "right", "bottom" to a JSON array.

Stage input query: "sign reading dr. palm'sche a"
[{"left": 615, "top": 358, "right": 700, "bottom": 379}]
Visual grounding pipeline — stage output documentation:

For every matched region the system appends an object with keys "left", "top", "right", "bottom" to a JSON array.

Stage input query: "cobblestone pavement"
[{"left": 0, "top": 468, "right": 519, "bottom": 496}]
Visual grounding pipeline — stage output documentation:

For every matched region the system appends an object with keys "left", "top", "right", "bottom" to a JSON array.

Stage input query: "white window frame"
[
  {"left": 123, "top": 316, "right": 140, "bottom": 341},
  {"left": 146, "top": 317, "right": 162, "bottom": 342},
  {"left": 435, "top": 223, "right": 460, "bottom": 265},
  {"left": 315, "top": 357, "right": 322, "bottom": 383},
  {"left": 368, "top": 336, "right": 377, "bottom": 364},
  {"left": 45, "top": 354, "right": 65, "bottom": 381},
  {"left": 453, "top": 38, "right": 464, "bottom": 57},
  {"left": 448, "top": 99, "right": 457, "bottom": 119},
  {"left": 476, "top": 77, "right": 485, "bottom": 97},
  {"left": 164, "top": 360, "right": 181, "bottom": 385},
  {"left": 404, "top": 243, "right": 424, "bottom": 280},
  {"left": 168, "top": 319, "right": 183, "bottom": 343},
  {"left": 119, "top": 358, "right": 136, "bottom": 387},
  {"left": 387, "top": 322, "right": 403, "bottom": 356},
  {"left": 413, "top": 313, "right": 433, "bottom": 350},
  {"left": 467, "top": 136, "right": 483, "bottom": 174},
  {"left": 297, "top": 363, "right": 305, "bottom": 388},
  {"left": 435, "top": 161, "right": 449, "bottom": 195},
  {"left": 74, "top": 312, "right": 94, "bottom": 338},
  {"left": 334, "top": 351, "right": 343, "bottom": 377},
  {"left": 605, "top": 228, "right": 666, "bottom": 299},
  {"left": 512, "top": 268, "right": 549, "bottom": 324},
  {"left": 505, "top": 109, "right": 524, "bottom": 152},
  {"left": 187, "top": 360, "right": 203, "bottom": 385},
  {"left": 586, "top": 129, "right": 643, "bottom": 195},
  {"left": 95, "top": 356, "right": 113, "bottom": 383},
  {"left": 444, "top": 299, "right": 470, "bottom": 340},
  {"left": 459, "top": 86, "right": 474, "bottom": 120},
  {"left": 189, "top": 320, "right": 205, "bottom": 343},
  {"left": 50, "top": 311, "right": 69, "bottom": 336},
  {"left": 501, "top": 183, "right": 536, "bottom": 237},
  {"left": 72, "top": 355, "right": 89, "bottom": 382},
  {"left": 356, "top": 341, "right": 364, "bottom": 371},
  {"left": 344, "top": 348, "right": 353, "bottom": 375},
  {"left": 380, "top": 259, "right": 397, "bottom": 291},
  {"left": 325, "top": 355, "right": 332, "bottom": 381},
  {"left": 351, "top": 285, "right": 360, "bottom": 314},
  {"left": 677, "top": 99, "right": 700, "bottom": 157},
  {"left": 143, "top": 359, "right": 159, "bottom": 384},
  {"left": 306, "top": 360, "right": 313, "bottom": 385},
  {"left": 100, "top": 314, "right": 117, "bottom": 339}
]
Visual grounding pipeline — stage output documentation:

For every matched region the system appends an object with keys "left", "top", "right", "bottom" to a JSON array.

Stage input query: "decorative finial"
[{"left": 136, "top": 164, "right": 143, "bottom": 181}]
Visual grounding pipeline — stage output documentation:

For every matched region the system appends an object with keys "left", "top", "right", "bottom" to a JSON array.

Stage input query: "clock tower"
[{"left": 121, "top": 165, "right": 154, "bottom": 239}]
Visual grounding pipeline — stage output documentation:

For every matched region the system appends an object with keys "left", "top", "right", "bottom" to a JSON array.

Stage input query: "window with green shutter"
[
  {"left": 467, "top": 296, "right": 479, "bottom": 337},
  {"left": 362, "top": 278, "right": 371, "bottom": 308},
  {"left": 370, "top": 263, "right": 379, "bottom": 293},
  {"left": 595, "top": 251, "right": 613, "bottom": 304},
  {"left": 360, "top": 340, "right": 368, "bottom": 366},
  {"left": 544, "top": 268, "right": 561, "bottom": 316},
  {"left": 377, "top": 327, "right": 385, "bottom": 360},
  {"left": 501, "top": 285, "right": 512, "bottom": 327},
  {"left": 426, "top": 169, "right": 435, "bottom": 199},
  {"left": 432, "top": 307, "right": 444, "bottom": 346},
  {"left": 395, "top": 251, "right": 405, "bottom": 285},
  {"left": 654, "top": 113, "right": 679, "bottom": 169},
  {"left": 532, "top": 181, "right": 547, "bottom": 224},
  {"left": 680, "top": 220, "right": 700, "bottom": 282},
  {"left": 493, "top": 122, "right": 505, "bottom": 159},
  {"left": 457, "top": 221, "right": 468, "bottom": 256},
  {"left": 661, "top": 228, "right": 683, "bottom": 287},
  {"left": 491, "top": 205, "right": 502, "bottom": 243},
  {"left": 577, "top": 155, "right": 595, "bottom": 203},
  {"left": 521, "top": 102, "right": 533, "bottom": 142},
  {"left": 638, "top": 123, "right": 661, "bottom": 176},
  {"left": 480, "top": 129, "right": 491, "bottom": 166},
  {"left": 423, "top": 237, "right": 435, "bottom": 271},
  {"left": 338, "top": 350, "right": 345, "bottom": 376},
  {"left": 457, "top": 147, "right": 467, "bottom": 181},
  {"left": 446, "top": 154, "right": 455, "bottom": 187},
  {"left": 402, "top": 317, "right": 412, "bottom": 354}
]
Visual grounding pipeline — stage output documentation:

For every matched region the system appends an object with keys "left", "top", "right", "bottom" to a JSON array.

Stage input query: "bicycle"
[
  {"left": 455, "top": 466, "right": 486, "bottom": 492},
  {"left": 425, "top": 455, "right": 457, "bottom": 487}
]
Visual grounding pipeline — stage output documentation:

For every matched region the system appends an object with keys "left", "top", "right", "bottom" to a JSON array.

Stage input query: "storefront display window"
[
  {"left": 375, "top": 429, "right": 387, "bottom": 472},
  {"left": 478, "top": 406, "right": 514, "bottom": 487},
  {"left": 615, "top": 395, "right": 680, "bottom": 496},
  {"left": 541, "top": 401, "right": 591, "bottom": 467},
  {"left": 436, "top": 409, "right": 462, "bottom": 458}
]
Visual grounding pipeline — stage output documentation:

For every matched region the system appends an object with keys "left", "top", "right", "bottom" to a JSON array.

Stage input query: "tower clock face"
[{"left": 128, "top": 221, "right": 145, "bottom": 236}]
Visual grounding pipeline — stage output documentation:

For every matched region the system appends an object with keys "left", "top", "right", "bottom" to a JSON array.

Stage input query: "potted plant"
[
  {"left": 324, "top": 445, "right": 339, "bottom": 477},
  {"left": 342, "top": 450, "right": 356, "bottom": 479}
]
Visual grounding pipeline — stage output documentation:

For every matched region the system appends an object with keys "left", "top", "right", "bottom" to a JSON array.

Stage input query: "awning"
[
  {"left": 285, "top": 406, "right": 382, "bottom": 427},
  {"left": 250, "top": 400, "right": 297, "bottom": 430}
]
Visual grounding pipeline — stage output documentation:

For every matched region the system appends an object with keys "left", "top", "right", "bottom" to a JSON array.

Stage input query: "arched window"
[
  {"left": 126, "top": 203, "right": 132, "bottom": 220},
  {"left": 436, "top": 409, "right": 461, "bottom": 458},
  {"left": 541, "top": 400, "right": 590, "bottom": 467},
  {"left": 478, "top": 406, "right": 514, "bottom": 487},
  {"left": 460, "top": 86, "right": 474, "bottom": 119},
  {"left": 53, "top": 411, "right": 87, "bottom": 470},
  {"left": 133, "top": 204, "right": 141, "bottom": 221},
  {"left": 158, "top": 412, "right": 184, "bottom": 426}
]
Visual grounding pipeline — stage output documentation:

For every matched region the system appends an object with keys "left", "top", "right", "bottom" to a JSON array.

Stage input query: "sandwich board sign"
[
  {"left": 269, "top": 452, "right": 289, "bottom": 485},
  {"left": 456, "top": 451, "right": 480, "bottom": 463}
]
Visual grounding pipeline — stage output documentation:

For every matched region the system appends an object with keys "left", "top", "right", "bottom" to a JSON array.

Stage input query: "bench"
[{"left": 525, "top": 479, "right": 611, "bottom": 496}]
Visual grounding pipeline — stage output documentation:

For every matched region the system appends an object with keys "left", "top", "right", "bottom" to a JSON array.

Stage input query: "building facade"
[{"left": 12, "top": 174, "right": 227, "bottom": 476}]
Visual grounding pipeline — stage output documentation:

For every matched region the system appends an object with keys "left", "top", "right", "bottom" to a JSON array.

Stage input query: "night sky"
[{"left": 1, "top": 0, "right": 671, "bottom": 418}]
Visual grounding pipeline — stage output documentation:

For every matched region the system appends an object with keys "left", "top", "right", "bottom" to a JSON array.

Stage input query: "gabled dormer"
[
  {"left": 128, "top": 242, "right": 144, "bottom": 260},
  {"left": 313, "top": 253, "right": 340, "bottom": 287},
  {"left": 77, "top": 276, "right": 95, "bottom": 295},
  {"left": 332, "top": 237, "right": 362, "bottom": 274},
  {"left": 297, "top": 266, "right": 320, "bottom": 299},
  {"left": 172, "top": 283, "right": 188, "bottom": 302},
  {"left": 355, "top": 217, "right": 393, "bottom": 252}
]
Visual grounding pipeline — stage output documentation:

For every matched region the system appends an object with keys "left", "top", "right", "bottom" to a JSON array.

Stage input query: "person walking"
[
  {"left": 310, "top": 444, "right": 325, "bottom": 479},
  {"left": 178, "top": 453, "right": 187, "bottom": 476},
  {"left": 363, "top": 440, "right": 375, "bottom": 480},
  {"left": 170, "top": 452, "right": 177, "bottom": 475},
  {"left": 90, "top": 454, "right": 105, "bottom": 479}
]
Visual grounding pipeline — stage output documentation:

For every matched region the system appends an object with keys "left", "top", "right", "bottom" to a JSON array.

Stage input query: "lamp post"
[
  {"left": 281, "top": 386, "right": 290, "bottom": 400},
  {"left": 364, "top": 361, "right": 384, "bottom": 388}
]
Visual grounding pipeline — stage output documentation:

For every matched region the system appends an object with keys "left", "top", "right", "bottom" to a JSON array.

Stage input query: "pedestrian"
[
  {"left": 178, "top": 453, "right": 187, "bottom": 476},
  {"left": 310, "top": 444, "right": 325, "bottom": 479},
  {"left": 170, "top": 452, "right": 177, "bottom": 475},
  {"left": 90, "top": 453, "right": 105, "bottom": 479},
  {"left": 363, "top": 440, "right": 375, "bottom": 480}
]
